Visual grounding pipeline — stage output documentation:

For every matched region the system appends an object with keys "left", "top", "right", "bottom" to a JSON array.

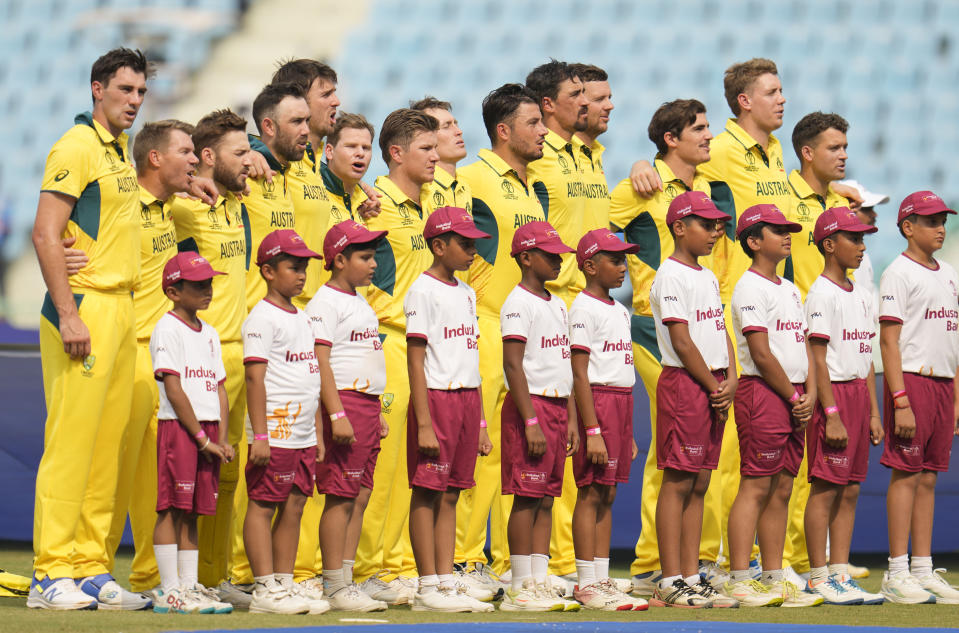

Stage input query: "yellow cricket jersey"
[
  {"left": 362, "top": 175, "right": 432, "bottom": 332},
  {"left": 698, "top": 118, "right": 790, "bottom": 305},
  {"left": 527, "top": 129, "right": 589, "bottom": 298},
  {"left": 782, "top": 170, "right": 848, "bottom": 298},
  {"left": 577, "top": 138, "right": 611, "bottom": 233},
  {"left": 457, "top": 149, "right": 546, "bottom": 319},
  {"left": 321, "top": 162, "right": 367, "bottom": 225},
  {"left": 133, "top": 186, "right": 176, "bottom": 341},
  {"left": 40, "top": 112, "right": 140, "bottom": 292},
  {"left": 242, "top": 144, "right": 296, "bottom": 311},
  {"left": 422, "top": 166, "right": 473, "bottom": 216},
  {"left": 169, "top": 193, "right": 248, "bottom": 342},
  {"left": 610, "top": 159, "right": 714, "bottom": 319}
]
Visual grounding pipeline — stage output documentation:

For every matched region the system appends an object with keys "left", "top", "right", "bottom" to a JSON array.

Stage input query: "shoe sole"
[
  {"left": 94, "top": 601, "right": 152, "bottom": 611},
  {"left": 709, "top": 601, "right": 740, "bottom": 608},
  {"left": 411, "top": 605, "right": 473, "bottom": 612},
  {"left": 499, "top": 603, "right": 558, "bottom": 612},
  {"left": 782, "top": 601, "right": 824, "bottom": 607},
  {"left": 27, "top": 597, "right": 98, "bottom": 610},
  {"left": 648, "top": 598, "right": 712, "bottom": 609},
  {"left": 249, "top": 605, "right": 310, "bottom": 614},
  {"left": 737, "top": 598, "right": 784, "bottom": 607}
]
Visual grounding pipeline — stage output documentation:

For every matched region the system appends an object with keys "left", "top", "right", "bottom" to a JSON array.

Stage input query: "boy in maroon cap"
[
  {"left": 726, "top": 205, "right": 821, "bottom": 608},
  {"left": 150, "top": 252, "right": 232, "bottom": 614},
  {"left": 404, "top": 207, "right": 494, "bottom": 613},
  {"left": 498, "top": 221, "right": 579, "bottom": 612},
  {"left": 648, "top": 192, "right": 738, "bottom": 609},
  {"left": 568, "top": 229, "right": 644, "bottom": 611},
  {"left": 241, "top": 229, "right": 327, "bottom": 615},
  {"left": 305, "top": 220, "right": 390, "bottom": 612},
  {"left": 878, "top": 191, "right": 959, "bottom": 604},
  {"left": 802, "top": 207, "right": 884, "bottom": 606}
]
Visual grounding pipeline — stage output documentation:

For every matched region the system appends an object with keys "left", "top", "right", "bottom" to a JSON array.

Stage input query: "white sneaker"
[
  {"left": 288, "top": 578, "right": 331, "bottom": 614},
  {"left": 329, "top": 583, "right": 388, "bottom": 611},
  {"left": 542, "top": 578, "right": 580, "bottom": 611},
  {"left": 783, "top": 566, "right": 806, "bottom": 590},
  {"left": 650, "top": 578, "right": 712, "bottom": 608},
  {"left": 411, "top": 585, "right": 473, "bottom": 612},
  {"left": 766, "top": 580, "right": 824, "bottom": 607},
  {"left": 386, "top": 575, "right": 417, "bottom": 605},
  {"left": 299, "top": 576, "right": 325, "bottom": 597},
  {"left": 835, "top": 576, "right": 885, "bottom": 605},
  {"left": 806, "top": 577, "right": 863, "bottom": 605},
  {"left": 187, "top": 583, "right": 234, "bottom": 613},
  {"left": 690, "top": 580, "right": 739, "bottom": 608},
  {"left": 631, "top": 570, "right": 662, "bottom": 596},
  {"left": 848, "top": 562, "right": 870, "bottom": 579},
  {"left": 500, "top": 579, "right": 564, "bottom": 611},
  {"left": 881, "top": 571, "right": 936, "bottom": 604},
  {"left": 918, "top": 569, "right": 959, "bottom": 604},
  {"left": 249, "top": 580, "right": 310, "bottom": 614},
  {"left": 549, "top": 574, "right": 574, "bottom": 597},
  {"left": 609, "top": 577, "right": 634, "bottom": 594},
  {"left": 153, "top": 586, "right": 214, "bottom": 614},
  {"left": 699, "top": 560, "right": 730, "bottom": 589},
  {"left": 448, "top": 582, "right": 495, "bottom": 612},
  {"left": 26, "top": 577, "right": 97, "bottom": 610},
  {"left": 217, "top": 580, "right": 254, "bottom": 609},
  {"left": 77, "top": 574, "right": 152, "bottom": 610},
  {"left": 454, "top": 570, "right": 495, "bottom": 602},
  {"left": 359, "top": 572, "right": 402, "bottom": 605},
  {"left": 722, "top": 578, "right": 783, "bottom": 607},
  {"left": 460, "top": 562, "right": 506, "bottom": 599},
  {"left": 574, "top": 579, "right": 635, "bottom": 611}
]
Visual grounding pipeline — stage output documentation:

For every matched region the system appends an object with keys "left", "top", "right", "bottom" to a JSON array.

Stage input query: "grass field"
[{"left": 3, "top": 541, "right": 959, "bottom": 632}]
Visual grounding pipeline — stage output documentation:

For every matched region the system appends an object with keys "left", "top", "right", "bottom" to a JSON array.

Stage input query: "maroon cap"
[
  {"left": 665, "top": 191, "right": 731, "bottom": 225},
  {"left": 510, "top": 221, "right": 574, "bottom": 256},
  {"left": 735, "top": 203, "right": 802, "bottom": 238},
  {"left": 576, "top": 229, "right": 640, "bottom": 269},
  {"left": 162, "top": 251, "right": 224, "bottom": 290},
  {"left": 424, "top": 206, "right": 491, "bottom": 240},
  {"left": 255, "top": 229, "right": 322, "bottom": 266},
  {"left": 813, "top": 206, "right": 879, "bottom": 243},
  {"left": 897, "top": 190, "right": 956, "bottom": 225},
  {"left": 323, "top": 220, "right": 387, "bottom": 270}
]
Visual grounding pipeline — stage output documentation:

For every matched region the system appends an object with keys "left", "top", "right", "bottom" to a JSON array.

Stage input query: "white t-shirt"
[
  {"left": 404, "top": 272, "right": 481, "bottom": 390},
  {"left": 151, "top": 312, "right": 226, "bottom": 422},
  {"left": 879, "top": 253, "right": 959, "bottom": 378},
  {"left": 650, "top": 257, "right": 729, "bottom": 371},
  {"left": 500, "top": 284, "right": 573, "bottom": 398},
  {"left": 569, "top": 290, "right": 636, "bottom": 387},
  {"left": 806, "top": 275, "right": 875, "bottom": 381},
  {"left": 306, "top": 284, "right": 386, "bottom": 395},
  {"left": 732, "top": 269, "right": 809, "bottom": 383},
  {"left": 243, "top": 299, "right": 321, "bottom": 449}
]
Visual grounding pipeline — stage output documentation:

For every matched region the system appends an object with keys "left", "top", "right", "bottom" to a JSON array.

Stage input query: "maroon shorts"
[
  {"left": 406, "top": 388, "right": 481, "bottom": 491},
  {"left": 807, "top": 379, "right": 871, "bottom": 484},
  {"left": 501, "top": 393, "right": 569, "bottom": 498},
  {"left": 880, "top": 373, "right": 955, "bottom": 473},
  {"left": 317, "top": 390, "right": 382, "bottom": 498},
  {"left": 656, "top": 367, "right": 726, "bottom": 472},
  {"left": 734, "top": 376, "right": 805, "bottom": 477},
  {"left": 245, "top": 445, "right": 316, "bottom": 503},
  {"left": 156, "top": 420, "right": 220, "bottom": 515},
  {"left": 573, "top": 385, "right": 634, "bottom": 486}
]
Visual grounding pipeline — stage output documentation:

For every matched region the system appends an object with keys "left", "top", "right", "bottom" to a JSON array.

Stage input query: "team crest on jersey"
[
  {"left": 664, "top": 184, "right": 678, "bottom": 202},
  {"left": 557, "top": 154, "right": 570, "bottom": 175},
  {"left": 776, "top": 156, "right": 784, "bottom": 171},
  {"left": 795, "top": 202, "right": 812, "bottom": 223},
  {"left": 82, "top": 354, "right": 96, "bottom": 375},
  {"left": 501, "top": 179, "right": 517, "bottom": 200},
  {"left": 208, "top": 208, "right": 221, "bottom": 228},
  {"left": 432, "top": 191, "right": 444, "bottom": 207},
  {"left": 381, "top": 392, "right": 394, "bottom": 413},
  {"left": 398, "top": 204, "right": 414, "bottom": 226},
  {"left": 104, "top": 149, "right": 120, "bottom": 172},
  {"left": 262, "top": 179, "right": 276, "bottom": 199},
  {"left": 744, "top": 151, "right": 758, "bottom": 172},
  {"left": 140, "top": 204, "right": 153, "bottom": 227}
]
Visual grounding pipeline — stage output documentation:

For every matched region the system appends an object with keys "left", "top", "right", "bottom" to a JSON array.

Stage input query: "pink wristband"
[
  {"left": 891, "top": 390, "right": 907, "bottom": 399},
  {"left": 479, "top": 419, "right": 488, "bottom": 428},
  {"left": 194, "top": 429, "right": 207, "bottom": 441},
  {"left": 330, "top": 411, "right": 346, "bottom": 421},
  {"left": 585, "top": 426, "right": 602, "bottom": 436},
  {"left": 253, "top": 433, "right": 268, "bottom": 441},
  {"left": 824, "top": 405, "right": 839, "bottom": 415},
  {"left": 525, "top": 417, "right": 539, "bottom": 427},
  {"left": 789, "top": 391, "right": 801, "bottom": 404}
]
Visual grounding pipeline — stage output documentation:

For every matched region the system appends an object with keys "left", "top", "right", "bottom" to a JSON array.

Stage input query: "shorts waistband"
[
  {"left": 832, "top": 377, "right": 866, "bottom": 385},
  {"left": 530, "top": 394, "right": 569, "bottom": 404},
  {"left": 427, "top": 387, "right": 480, "bottom": 394},
  {"left": 590, "top": 385, "right": 633, "bottom": 395},
  {"left": 903, "top": 372, "right": 954, "bottom": 383},
  {"left": 340, "top": 390, "right": 383, "bottom": 401}
]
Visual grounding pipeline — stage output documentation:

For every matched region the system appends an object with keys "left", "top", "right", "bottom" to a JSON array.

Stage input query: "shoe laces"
[
  {"left": 695, "top": 581, "right": 719, "bottom": 598},
  {"left": 930, "top": 568, "right": 955, "bottom": 588},
  {"left": 473, "top": 563, "right": 503, "bottom": 584},
  {"left": 742, "top": 579, "right": 770, "bottom": 594},
  {"left": 364, "top": 575, "right": 390, "bottom": 590}
]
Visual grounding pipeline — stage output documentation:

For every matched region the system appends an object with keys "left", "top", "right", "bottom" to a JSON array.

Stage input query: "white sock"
[
  {"left": 731, "top": 569, "right": 752, "bottom": 583},
  {"left": 762, "top": 568, "right": 784, "bottom": 584},
  {"left": 888, "top": 554, "right": 909, "bottom": 577},
  {"left": 684, "top": 574, "right": 701, "bottom": 587},
  {"left": 438, "top": 573, "right": 455, "bottom": 589},
  {"left": 153, "top": 544, "right": 178, "bottom": 591},
  {"left": 809, "top": 566, "right": 829, "bottom": 586},
  {"left": 419, "top": 574, "right": 439, "bottom": 593},
  {"left": 254, "top": 574, "right": 275, "bottom": 588},
  {"left": 275, "top": 573, "right": 294, "bottom": 588},
  {"left": 343, "top": 559, "right": 355, "bottom": 583},
  {"left": 510, "top": 555, "right": 532, "bottom": 590},
  {"left": 531, "top": 553, "right": 550, "bottom": 584},
  {"left": 828, "top": 563, "right": 849, "bottom": 581},
  {"left": 176, "top": 549, "right": 198, "bottom": 587},
  {"left": 322, "top": 568, "right": 345, "bottom": 596},
  {"left": 575, "top": 559, "right": 596, "bottom": 587},
  {"left": 660, "top": 574, "right": 682, "bottom": 590},
  {"left": 594, "top": 557, "right": 610, "bottom": 580},
  {"left": 911, "top": 555, "right": 933, "bottom": 578}
]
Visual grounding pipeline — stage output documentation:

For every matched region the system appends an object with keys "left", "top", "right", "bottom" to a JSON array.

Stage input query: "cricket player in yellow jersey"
[
  {"left": 354, "top": 110, "right": 438, "bottom": 600},
  {"left": 168, "top": 109, "right": 253, "bottom": 598},
  {"left": 322, "top": 113, "right": 374, "bottom": 224},
  {"left": 104, "top": 120, "right": 200, "bottom": 595},
  {"left": 410, "top": 97, "right": 472, "bottom": 216},
  {"left": 525, "top": 60, "right": 590, "bottom": 578},
  {"left": 609, "top": 100, "right": 731, "bottom": 593},
  {"left": 570, "top": 64, "right": 613, "bottom": 236},
  {"left": 454, "top": 84, "right": 548, "bottom": 582},
  {"left": 29, "top": 48, "right": 151, "bottom": 611}
]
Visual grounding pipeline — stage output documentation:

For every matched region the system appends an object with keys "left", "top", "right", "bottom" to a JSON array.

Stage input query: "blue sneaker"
[
  {"left": 806, "top": 577, "right": 863, "bottom": 605},
  {"left": 26, "top": 576, "right": 97, "bottom": 610},
  {"left": 631, "top": 570, "right": 662, "bottom": 596},
  {"left": 838, "top": 576, "right": 885, "bottom": 605},
  {"left": 747, "top": 558, "right": 763, "bottom": 580},
  {"left": 78, "top": 573, "right": 152, "bottom": 610}
]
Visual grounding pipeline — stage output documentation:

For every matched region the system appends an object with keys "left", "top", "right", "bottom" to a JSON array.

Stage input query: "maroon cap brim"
[
  {"left": 285, "top": 246, "right": 323, "bottom": 259},
  {"left": 690, "top": 208, "right": 732, "bottom": 222},
  {"left": 771, "top": 219, "right": 803, "bottom": 233},
  {"left": 451, "top": 226, "right": 492, "bottom": 240},
  {"left": 538, "top": 241, "right": 576, "bottom": 254}
]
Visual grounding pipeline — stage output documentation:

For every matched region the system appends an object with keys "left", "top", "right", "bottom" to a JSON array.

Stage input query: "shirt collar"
[
  {"left": 374, "top": 175, "right": 421, "bottom": 209},
  {"left": 321, "top": 161, "right": 346, "bottom": 197},
  {"left": 431, "top": 166, "right": 456, "bottom": 190},
  {"left": 76, "top": 111, "right": 129, "bottom": 160},
  {"left": 544, "top": 128, "right": 574, "bottom": 153},
  {"left": 248, "top": 134, "right": 287, "bottom": 173},
  {"left": 724, "top": 118, "right": 781, "bottom": 153},
  {"left": 788, "top": 169, "right": 823, "bottom": 202}
]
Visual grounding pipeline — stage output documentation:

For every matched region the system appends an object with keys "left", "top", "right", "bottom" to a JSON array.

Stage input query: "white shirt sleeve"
[
  {"left": 735, "top": 282, "right": 769, "bottom": 334},
  {"left": 568, "top": 302, "right": 592, "bottom": 353},
  {"left": 878, "top": 268, "right": 907, "bottom": 323},
  {"left": 307, "top": 299, "right": 335, "bottom": 347},
  {"left": 656, "top": 272, "right": 690, "bottom": 324},
  {"left": 151, "top": 322, "right": 183, "bottom": 378},
  {"left": 805, "top": 290, "right": 833, "bottom": 341},
  {"left": 243, "top": 309, "right": 273, "bottom": 363},
  {"left": 213, "top": 335, "right": 227, "bottom": 384},
  {"left": 501, "top": 295, "right": 531, "bottom": 341},
  {"left": 404, "top": 283, "right": 431, "bottom": 341}
]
